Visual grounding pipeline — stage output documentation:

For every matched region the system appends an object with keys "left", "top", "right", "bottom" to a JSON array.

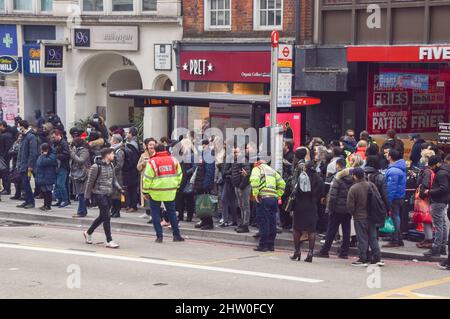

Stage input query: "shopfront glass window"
[
  {"left": 112, "top": 0, "right": 133, "bottom": 11},
  {"left": 208, "top": 0, "right": 231, "bottom": 28},
  {"left": 83, "top": 0, "right": 104, "bottom": 11},
  {"left": 258, "top": 0, "right": 282, "bottom": 27},
  {"left": 13, "top": 0, "right": 32, "bottom": 11},
  {"left": 142, "top": 0, "right": 157, "bottom": 11},
  {"left": 41, "top": 0, "right": 53, "bottom": 11},
  {"left": 367, "top": 63, "right": 450, "bottom": 139}
]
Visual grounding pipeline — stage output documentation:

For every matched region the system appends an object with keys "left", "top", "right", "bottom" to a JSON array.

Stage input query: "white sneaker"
[
  {"left": 138, "top": 214, "right": 148, "bottom": 219},
  {"left": 106, "top": 241, "right": 120, "bottom": 249},
  {"left": 83, "top": 231, "right": 93, "bottom": 244}
]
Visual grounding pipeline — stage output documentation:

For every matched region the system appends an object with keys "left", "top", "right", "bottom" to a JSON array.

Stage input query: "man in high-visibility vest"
[
  {"left": 250, "top": 158, "right": 285, "bottom": 252},
  {"left": 143, "top": 143, "right": 184, "bottom": 243}
]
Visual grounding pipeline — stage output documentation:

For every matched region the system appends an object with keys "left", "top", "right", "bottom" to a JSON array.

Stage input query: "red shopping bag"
[{"left": 412, "top": 188, "right": 433, "bottom": 224}]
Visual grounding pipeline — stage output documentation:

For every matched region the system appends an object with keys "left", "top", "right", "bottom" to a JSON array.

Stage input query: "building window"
[
  {"left": 13, "top": 0, "right": 33, "bottom": 11},
  {"left": 83, "top": 0, "right": 104, "bottom": 12},
  {"left": 255, "top": 0, "right": 282, "bottom": 29},
  {"left": 142, "top": 0, "right": 156, "bottom": 11},
  {"left": 0, "top": 0, "right": 4, "bottom": 11},
  {"left": 41, "top": 0, "right": 53, "bottom": 11},
  {"left": 206, "top": 0, "right": 231, "bottom": 29},
  {"left": 112, "top": 0, "right": 133, "bottom": 11}
]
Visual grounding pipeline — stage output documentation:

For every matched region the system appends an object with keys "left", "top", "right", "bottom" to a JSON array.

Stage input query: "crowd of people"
[{"left": 0, "top": 112, "right": 449, "bottom": 270}]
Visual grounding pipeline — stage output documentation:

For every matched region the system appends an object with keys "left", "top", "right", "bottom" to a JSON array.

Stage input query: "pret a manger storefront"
[{"left": 348, "top": 45, "right": 450, "bottom": 142}]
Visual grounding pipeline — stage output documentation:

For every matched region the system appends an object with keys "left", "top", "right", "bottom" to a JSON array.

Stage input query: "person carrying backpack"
[
  {"left": 122, "top": 127, "right": 141, "bottom": 212},
  {"left": 83, "top": 148, "right": 123, "bottom": 249},
  {"left": 347, "top": 168, "right": 385, "bottom": 267},
  {"left": 317, "top": 158, "right": 353, "bottom": 259}
]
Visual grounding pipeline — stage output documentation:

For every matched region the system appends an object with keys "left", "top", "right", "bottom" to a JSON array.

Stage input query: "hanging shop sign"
[
  {"left": 73, "top": 26, "right": 139, "bottom": 51},
  {"left": 154, "top": 44, "right": 172, "bottom": 71},
  {"left": 0, "top": 55, "right": 18, "bottom": 75},
  {"left": 367, "top": 66, "right": 450, "bottom": 135},
  {"left": 40, "top": 44, "right": 64, "bottom": 72}
]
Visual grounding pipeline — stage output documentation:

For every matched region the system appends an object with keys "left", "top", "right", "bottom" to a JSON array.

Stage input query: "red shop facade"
[
  {"left": 176, "top": 44, "right": 274, "bottom": 133},
  {"left": 347, "top": 45, "right": 450, "bottom": 140}
]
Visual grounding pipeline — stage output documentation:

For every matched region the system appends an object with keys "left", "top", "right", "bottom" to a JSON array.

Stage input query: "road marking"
[
  {"left": 0, "top": 243, "right": 323, "bottom": 284},
  {"left": 362, "top": 276, "right": 450, "bottom": 299}
]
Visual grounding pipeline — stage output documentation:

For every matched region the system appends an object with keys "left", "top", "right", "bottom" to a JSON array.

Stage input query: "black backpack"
[
  {"left": 367, "top": 182, "right": 387, "bottom": 226},
  {"left": 122, "top": 143, "right": 139, "bottom": 172}
]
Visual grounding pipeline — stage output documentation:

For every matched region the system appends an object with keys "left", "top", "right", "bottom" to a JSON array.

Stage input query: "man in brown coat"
[{"left": 347, "top": 168, "right": 383, "bottom": 267}]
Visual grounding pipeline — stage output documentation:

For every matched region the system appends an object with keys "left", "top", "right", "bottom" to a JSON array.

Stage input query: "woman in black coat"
[{"left": 291, "top": 158, "right": 324, "bottom": 263}]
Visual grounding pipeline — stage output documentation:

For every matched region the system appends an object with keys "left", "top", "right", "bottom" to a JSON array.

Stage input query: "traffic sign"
[
  {"left": 271, "top": 31, "right": 279, "bottom": 48},
  {"left": 291, "top": 96, "right": 321, "bottom": 107}
]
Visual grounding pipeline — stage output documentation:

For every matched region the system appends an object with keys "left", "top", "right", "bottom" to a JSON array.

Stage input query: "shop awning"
[{"left": 109, "top": 89, "right": 270, "bottom": 107}]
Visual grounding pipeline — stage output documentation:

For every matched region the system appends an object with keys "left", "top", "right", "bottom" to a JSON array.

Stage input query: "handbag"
[
  {"left": 195, "top": 194, "right": 218, "bottom": 218},
  {"left": 183, "top": 167, "right": 197, "bottom": 194},
  {"left": 412, "top": 185, "right": 433, "bottom": 225},
  {"left": 379, "top": 216, "right": 396, "bottom": 233}
]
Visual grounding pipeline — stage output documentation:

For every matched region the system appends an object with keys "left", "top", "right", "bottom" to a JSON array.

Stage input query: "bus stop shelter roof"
[{"left": 109, "top": 89, "right": 271, "bottom": 107}]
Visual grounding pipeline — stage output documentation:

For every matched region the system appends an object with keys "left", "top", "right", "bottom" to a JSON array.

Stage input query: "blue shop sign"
[
  {"left": 0, "top": 25, "right": 18, "bottom": 56},
  {"left": 0, "top": 55, "right": 18, "bottom": 75},
  {"left": 23, "top": 44, "right": 42, "bottom": 75}
]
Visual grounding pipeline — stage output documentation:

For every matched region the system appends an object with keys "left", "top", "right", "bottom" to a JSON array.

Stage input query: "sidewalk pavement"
[{"left": 0, "top": 195, "right": 447, "bottom": 262}]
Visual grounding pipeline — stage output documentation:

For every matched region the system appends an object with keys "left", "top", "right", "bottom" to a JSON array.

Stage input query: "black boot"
[
  {"left": 304, "top": 250, "right": 313, "bottom": 263},
  {"left": 290, "top": 242, "right": 301, "bottom": 261}
]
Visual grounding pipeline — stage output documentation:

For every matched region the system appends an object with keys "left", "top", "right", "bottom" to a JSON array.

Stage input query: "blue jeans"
[
  {"left": 77, "top": 193, "right": 87, "bottom": 216},
  {"left": 54, "top": 168, "right": 68, "bottom": 202},
  {"left": 149, "top": 199, "right": 181, "bottom": 238},
  {"left": 390, "top": 199, "right": 403, "bottom": 242},
  {"left": 20, "top": 172, "right": 34, "bottom": 206},
  {"left": 256, "top": 197, "right": 278, "bottom": 249}
]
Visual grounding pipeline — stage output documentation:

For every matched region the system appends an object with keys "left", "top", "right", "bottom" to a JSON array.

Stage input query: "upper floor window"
[
  {"left": 205, "top": 0, "right": 231, "bottom": 30},
  {"left": 254, "top": 0, "right": 282, "bottom": 30},
  {"left": 41, "top": 0, "right": 52, "bottom": 12},
  {"left": 83, "top": 0, "right": 104, "bottom": 12},
  {"left": 142, "top": 0, "right": 156, "bottom": 11},
  {"left": 13, "top": 0, "right": 32, "bottom": 11},
  {"left": 112, "top": 0, "right": 133, "bottom": 12}
]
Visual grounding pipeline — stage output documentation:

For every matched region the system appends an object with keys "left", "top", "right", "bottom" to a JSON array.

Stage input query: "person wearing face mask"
[
  {"left": 51, "top": 129, "right": 71, "bottom": 208},
  {"left": 343, "top": 129, "right": 357, "bottom": 153},
  {"left": 16, "top": 120, "right": 38, "bottom": 209}
]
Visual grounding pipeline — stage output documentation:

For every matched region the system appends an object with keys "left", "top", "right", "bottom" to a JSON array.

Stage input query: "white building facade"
[{"left": 0, "top": 0, "right": 182, "bottom": 139}]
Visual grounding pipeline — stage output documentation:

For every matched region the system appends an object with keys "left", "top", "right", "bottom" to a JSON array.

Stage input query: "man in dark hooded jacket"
[
  {"left": 34, "top": 110, "right": 45, "bottom": 129},
  {"left": 318, "top": 159, "right": 353, "bottom": 259},
  {"left": 424, "top": 156, "right": 450, "bottom": 258},
  {"left": 409, "top": 134, "right": 425, "bottom": 168}
]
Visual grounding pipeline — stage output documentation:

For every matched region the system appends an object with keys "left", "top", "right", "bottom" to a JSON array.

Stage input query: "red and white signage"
[
  {"left": 180, "top": 51, "right": 271, "bottom": 83},
  {"left": 271, "top": 31, "right": 279, "bottom": 48},
  {"left": 367, "top": 65, "right": 450, "bottom": 134},
  {"left": 265, "top": 112, "right": 302, "bottom": 150},
  {"left": 348, "top": 45, "right": 450, "bottom": 62},
  {"left": 291, "top": 96, "right": 321, "bottom": 107}
]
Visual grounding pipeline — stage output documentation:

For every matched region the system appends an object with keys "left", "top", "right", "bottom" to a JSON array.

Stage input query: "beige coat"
[{"left": 137, "top": 150, "right": 154, "bottom": 206}]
